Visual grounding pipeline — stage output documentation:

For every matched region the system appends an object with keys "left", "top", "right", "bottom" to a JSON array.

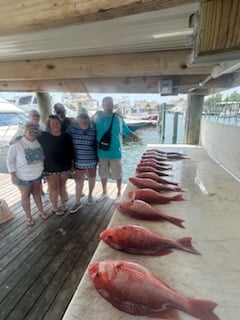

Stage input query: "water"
[
  {"left": 202, "top": 114, "right": 240, "bottom": 126},
  {"left": 121, "top": 113, "right": 185, "bottom": 182}
]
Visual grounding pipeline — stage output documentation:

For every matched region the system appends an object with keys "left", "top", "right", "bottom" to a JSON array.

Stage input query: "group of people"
[{"left": 6, "top": 96, "right": 138, "bottom": 226}]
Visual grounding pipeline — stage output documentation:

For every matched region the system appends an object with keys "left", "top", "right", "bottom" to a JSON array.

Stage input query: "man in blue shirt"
[{"left": 94, "top": 96, "right": 138, "bottom": 200}]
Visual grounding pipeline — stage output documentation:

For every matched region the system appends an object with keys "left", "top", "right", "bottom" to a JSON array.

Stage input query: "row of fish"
[{"left": 88, "top": 148, "right": 220, "bottom": 320}]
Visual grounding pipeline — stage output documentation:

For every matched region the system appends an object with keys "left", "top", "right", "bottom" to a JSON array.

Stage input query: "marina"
[{"left": 0, "top": 1, "right": 240, "bottom": 319}]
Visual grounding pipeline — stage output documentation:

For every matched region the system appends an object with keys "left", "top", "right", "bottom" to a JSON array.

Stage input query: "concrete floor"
[{"left": 62, "top": 145, "right": 240, "bottom": 320}]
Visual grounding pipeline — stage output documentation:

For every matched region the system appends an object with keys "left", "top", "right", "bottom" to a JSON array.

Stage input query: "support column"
[
  {"left": 184, "top": 94, "right": 204, "bottom": 145},
  {"left": 36, "top": 92, "right": 52, "bottom": 124}
]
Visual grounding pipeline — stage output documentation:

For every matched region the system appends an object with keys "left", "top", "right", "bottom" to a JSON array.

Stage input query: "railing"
[{"left": 202, "top": 102, "right": 240, "bottom": 126}]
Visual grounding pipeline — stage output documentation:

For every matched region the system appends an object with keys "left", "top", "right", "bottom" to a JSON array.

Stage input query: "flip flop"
[
  {"left": 39, "top": 212, "right": 48, "bottom": 220},
  {"left": 26, "top": 218, "right": 35, "bottom": 226}
]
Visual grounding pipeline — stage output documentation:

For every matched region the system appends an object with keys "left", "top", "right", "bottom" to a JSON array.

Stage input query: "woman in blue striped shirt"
[{"left": 67, "top": 108, "right": 98, "bottom": 213}]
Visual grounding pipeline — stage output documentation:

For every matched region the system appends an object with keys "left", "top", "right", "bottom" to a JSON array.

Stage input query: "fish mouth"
[
  {"left": 99, "top": 230, "right": 106, "bottom": 240},
  {"left": 88, "top": 261, "right": 99, "bottom": 277},
  {"left": 114, "top": 202, "right": 121, "bottom": 209}
]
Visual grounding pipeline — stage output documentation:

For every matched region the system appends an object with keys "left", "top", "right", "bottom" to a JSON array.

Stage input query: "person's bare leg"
[
  {"left": 74, "top": 169, "right": 85, "bottom": 205},
  {"left": 88, "top": 168, "right": 96, "bottom": 197},
  {"left": 60, "top": 173, "right": 69, "bottom": 209},
  {"left": 116, "top": 178, "right": 122, "bottom": 197},
  {"left": 47, "top": 175, "right": 60, "bottom": 211},
  {"left": 19, "top": 185, "right": 34, "bottom": 225},
  {"left": 32, "top": 180, "right": 48, "bottom": 219},
  {"left": 87, "top": 167, "right": 96, "bottom": 204},
  {"left": 101, "top": 178, "right": 108, "bottom": 195}
]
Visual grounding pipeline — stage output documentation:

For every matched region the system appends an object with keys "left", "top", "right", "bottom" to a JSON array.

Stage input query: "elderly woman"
[
  {"left": 38, "top": 115, "right": 74, "bottom": 216},
  {"left": 6, "top": 122, "right": 48, "bottom": 226},
  {"left": 66, "top": 108, "right": 98, "bottom": 213}
]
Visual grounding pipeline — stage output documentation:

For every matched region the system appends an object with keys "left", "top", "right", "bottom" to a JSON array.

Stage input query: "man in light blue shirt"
[{"left": 94, "top": 96, "right": 138, "bottom": 199}]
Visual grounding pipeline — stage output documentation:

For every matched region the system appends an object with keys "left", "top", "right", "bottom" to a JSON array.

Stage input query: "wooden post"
[
  {"left": 36, "top": 92, "right": 52, "bottom": 124},
  {"left": 184, "top": 94, "right": 204, "bottom": 145},
  {"left": 172, "top": 112, "right": 179, "bottom": 144}
]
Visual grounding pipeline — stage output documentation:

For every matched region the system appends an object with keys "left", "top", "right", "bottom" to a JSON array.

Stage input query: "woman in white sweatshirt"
[{"left": 7, "top": 122, "right": 48, "bottom": 226}]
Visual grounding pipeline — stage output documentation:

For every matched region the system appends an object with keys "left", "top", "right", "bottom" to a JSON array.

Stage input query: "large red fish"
[
  {"left": 128, "top": 188, "right": 184, "bottom": 204},
  {"left": 136, "top": 165, "right": 170, "bottom": 176},
  {"left": 138, "top": 161, "right": 172, "bottom": 171},
  {"left": 136, "top": 172, "right": 179, "bottom": 186},
  {"left": 115, "top": 199, "right": 185, "bottom": 228},
  {"left": 144, "top": 150, "right": 189, "bottom": 160},
  {"left": 88, "top": 260, "right": 220, "bottom": 320},
  {"left": 142, "top": 153, "right": 168, "bottom": 161},
  {"left": 129, "top": 176, "right": 183, "bottom": 192},
  {"left": 100, "top": 224, "right": 200, "bottom": 256},
  {"left": 140, "top": 157, "right": 170, "bottom": 167},
  {"left": 146, "top": 148, "right": 188, "bottom": 158}
]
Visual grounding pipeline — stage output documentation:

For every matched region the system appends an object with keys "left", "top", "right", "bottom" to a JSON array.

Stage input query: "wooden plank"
[
  {"left": 2, "top": 200, "right": 115, "bottom": 320},
  {"left": 0, "top": 50, "right": 213, "bottom": 81},
  {"left": 0, "top": 172, "right": 123, "bottom": 320},
  {"left": 0, "top": 75, "right": 211, "bottom": 93},
  {"left": 25, "top": 200, "right": 116, "bottom": 320},
  {"left": 0, "top": 0, "right": 199, "bottom": 36},
  {"left": 189, "top": 0, "right": 240, "bottom": 63}
]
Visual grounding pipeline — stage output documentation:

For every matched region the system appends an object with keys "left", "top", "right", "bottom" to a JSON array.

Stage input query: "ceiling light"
[{"left": 153, "top": 29, "right": 193, "bottom": 39}]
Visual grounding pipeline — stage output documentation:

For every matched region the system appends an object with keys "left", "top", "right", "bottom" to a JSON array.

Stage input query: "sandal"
[
  {"left": 26, "top": 217, "right": 35, "bottom": 226},
  {"left": 52, "top": 209, "right": 64, "bottom": 216},
  {"left": 39, "top": 212, "right": 48, "bottom": 220}
]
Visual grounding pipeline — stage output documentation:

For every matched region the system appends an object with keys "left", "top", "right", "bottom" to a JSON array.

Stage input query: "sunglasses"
[{"left": 27, "top": 129, "right": 39, "bottom": 134}]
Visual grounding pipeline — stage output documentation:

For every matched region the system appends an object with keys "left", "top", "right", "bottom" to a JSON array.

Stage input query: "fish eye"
[
  {"left": 95, "top": 272, "right": 101, "bottom": 279},
  {"left": 106, "top": 235, "right": 112, "bottom": 240}
]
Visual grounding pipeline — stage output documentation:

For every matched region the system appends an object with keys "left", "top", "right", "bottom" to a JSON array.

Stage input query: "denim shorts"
[{"left": 17, "top": 175, "right": 43, "bottom": 187}]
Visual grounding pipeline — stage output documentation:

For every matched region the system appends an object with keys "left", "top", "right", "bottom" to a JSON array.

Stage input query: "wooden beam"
[
  {"left": 189, "top": 0, "right": 240, "bottom": 64},
  {"left": 1, "top": 0, "right": 199, "bottom": 36},
  {"left": 0, "top": 51, "right": 212, "bottom": 81},
  {"left": 0, "top": 74, "right": 239, "bottom": 94}
]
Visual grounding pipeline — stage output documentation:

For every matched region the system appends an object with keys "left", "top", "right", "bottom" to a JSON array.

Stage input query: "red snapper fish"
[
  {"left": 128, "top": 188, "right": 184, "bottom": 204},
  {"left": 142, "top": 153, "right": 168, "bottom": 161},
  {"left": 100, "top": 224, "right": 200, "bottom": 256},
  {"left": 88, "top": 260, "right": 220, "bottom": 320},
  {"left": 146, "top": 148, "right": 188, "bottom": 157},
  {"left": 136, "top": 172, "right": 179, "bottom": 186},
  {"left": 129, "top": 176, "right": 183, "bottom": 192},
  {"left": 136, "top": 165, "right": 170, "bottom": 176},
  {"left": 115, "top": 199, "right": 185, "bottom": 228},
  {"left": 138, "top": 161, "right": 172, "bottom": 171},
  {"left": 140, "top": 158, "right": 170, "bottom": 167}
]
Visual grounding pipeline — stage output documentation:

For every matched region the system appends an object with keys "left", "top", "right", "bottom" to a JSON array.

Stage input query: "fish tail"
[
  {"left": 167, "top": 216, "right": 185, "bottom": 228},
  {"left": 177, "top": 237, "right": 200, "bottom": 255},
  {"left": 173, "top": 194, "right": 185, "bottom": 201},
  {"left": 188, "top": 298, "right": 220, "bottom": 320}
]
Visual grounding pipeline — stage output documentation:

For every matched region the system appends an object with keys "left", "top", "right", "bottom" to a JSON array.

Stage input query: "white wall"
[{"left": 200, "top": 119, "right": 240, "bottom": 179}]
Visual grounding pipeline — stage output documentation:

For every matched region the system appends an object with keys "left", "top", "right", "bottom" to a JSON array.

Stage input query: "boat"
[{"left": 125, "top": 118, "right": 157, "bottom": 131}]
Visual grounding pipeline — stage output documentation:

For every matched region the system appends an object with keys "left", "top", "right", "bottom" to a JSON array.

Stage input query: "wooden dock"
[{"left": 0, "top": 173, "right": 123, "bottom": 320}]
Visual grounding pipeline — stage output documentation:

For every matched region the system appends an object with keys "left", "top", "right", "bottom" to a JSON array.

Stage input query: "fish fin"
[
  {"left": 188, "top": 298, "right": 220, "bottom": 320},
  {"left": 150, "top": 307, "right": 180, "bottom": 320},
  {"left": 167, "top": 216, "right": 185, "bottom": 229},
  {"left": 177, "top": 237, "right": 201, "bottom": 255},
  {"left": 173, "top": 194, "right": 185, "bottom": 201}
]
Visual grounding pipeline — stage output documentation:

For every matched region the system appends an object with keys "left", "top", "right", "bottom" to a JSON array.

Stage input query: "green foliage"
[{"left": 224, "top": 91, "right": 240, "bottom": 102}]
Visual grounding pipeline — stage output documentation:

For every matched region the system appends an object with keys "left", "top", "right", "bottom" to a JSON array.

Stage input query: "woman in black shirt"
[{"left": 38, "top": 115, "right": 74, "bottom": 216}]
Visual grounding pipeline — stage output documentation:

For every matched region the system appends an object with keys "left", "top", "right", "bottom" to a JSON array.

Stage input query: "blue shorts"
[{"left": 17, "top": 175, "right": 43, "bottom": 187}]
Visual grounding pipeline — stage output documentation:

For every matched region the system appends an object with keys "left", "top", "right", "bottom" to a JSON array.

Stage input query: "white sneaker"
[
  {"left": 70, "top": 203, "right": 82, "bottom": 214},
  {"left": 87, "top": 196, "right": 95, "bottom": 206},
  {"left": 96, "top": 193, "right": 108, "bottom": 202}
]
